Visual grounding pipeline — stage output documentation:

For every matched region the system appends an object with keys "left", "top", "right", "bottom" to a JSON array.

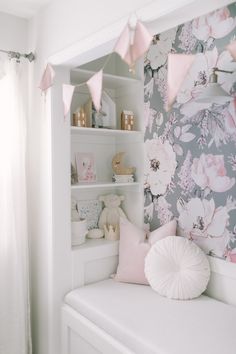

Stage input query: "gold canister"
[{"left": 73, "top": 109, "right": 86, "bottom": 127}]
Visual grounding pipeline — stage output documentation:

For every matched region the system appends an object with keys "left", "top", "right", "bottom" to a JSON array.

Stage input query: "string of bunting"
[
  {"left": 38, "top": 19, "right": 152, "bottom": 117},
  {"left": 39, "top": 18, "right": 236, "bottom": 115}
]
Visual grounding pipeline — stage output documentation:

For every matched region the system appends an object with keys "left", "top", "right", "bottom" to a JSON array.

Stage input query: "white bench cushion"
[{"left": 65, "top": 279, "right": 236, "bottom": 354}]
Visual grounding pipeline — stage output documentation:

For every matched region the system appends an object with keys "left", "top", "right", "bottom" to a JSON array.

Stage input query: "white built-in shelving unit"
[{"left": 70, "top": 53, "right": 144, "bottom": 253}]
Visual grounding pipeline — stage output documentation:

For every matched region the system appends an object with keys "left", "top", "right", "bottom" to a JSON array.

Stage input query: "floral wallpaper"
[{"left": 144, "top": 4, "right": 236, "bottom": 263}]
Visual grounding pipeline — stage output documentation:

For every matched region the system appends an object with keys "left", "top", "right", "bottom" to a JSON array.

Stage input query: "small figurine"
[
  {"left": 71, "top": 198, "right": 80, "bottom": 221},
  {"left": 112, "top": 152, "right": 135, "bottom": 175},
  {"left": 104, "top": 224, "right": 119, "bottom": 241},
  {"left": 98, "top": 194, "right": 127, "bottom": 233}
]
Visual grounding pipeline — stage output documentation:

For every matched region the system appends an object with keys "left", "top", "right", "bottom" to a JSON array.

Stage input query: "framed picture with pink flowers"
[{"left": 76, "top": 152, "right": 97, "bottom": 183}]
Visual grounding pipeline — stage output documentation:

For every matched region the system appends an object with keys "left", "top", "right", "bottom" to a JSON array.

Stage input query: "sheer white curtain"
[{"left": 0, "top": 57, "right": 31, "bottom": 354}]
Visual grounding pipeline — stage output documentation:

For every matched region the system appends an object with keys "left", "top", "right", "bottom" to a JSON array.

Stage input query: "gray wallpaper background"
[{"left": 144, "top": 4, "right": 236, "bottom": 262}]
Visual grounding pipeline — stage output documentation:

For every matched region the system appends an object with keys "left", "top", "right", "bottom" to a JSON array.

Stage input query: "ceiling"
[{"left": 0, "top": 0, "right": 52, "bottom": 18}]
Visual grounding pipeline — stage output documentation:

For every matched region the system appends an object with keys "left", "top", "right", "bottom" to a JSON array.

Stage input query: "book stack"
[{"left": 113, "top": 174, "right": 135, "bottom": 183}]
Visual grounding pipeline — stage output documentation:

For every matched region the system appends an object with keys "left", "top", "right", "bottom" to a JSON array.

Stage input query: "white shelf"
[
  {"left": 71, "top": 126, "right": 143, "bottom": 137},
  {"left": 72, "top": 238, "right": 119, "bottom": 251},
  {"left": 71, "top": 181, "right": 140, "bottom": 190},
  {"left": 71, "top": 68, "right": 141, "bottom": 90}
]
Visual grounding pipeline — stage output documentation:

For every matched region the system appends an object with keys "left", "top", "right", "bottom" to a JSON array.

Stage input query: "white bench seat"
[{"left": 64, "top": 279, "right": 236, "bottom": 354}]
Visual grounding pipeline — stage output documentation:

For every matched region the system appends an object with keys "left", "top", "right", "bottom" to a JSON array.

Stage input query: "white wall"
[
  {"left": 0, "top": 12, "right": 28, "bottom": 110},
  {"left": 0, "top": 11, "right": 27, "bottom": 51},
  {"left": 27, "top": 1, "right": 235, "bottom": 354}
]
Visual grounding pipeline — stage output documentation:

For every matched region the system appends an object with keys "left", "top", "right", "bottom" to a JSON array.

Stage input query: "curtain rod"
[{"left": 0, "top": 49, "right": 35, "bottom": 62}]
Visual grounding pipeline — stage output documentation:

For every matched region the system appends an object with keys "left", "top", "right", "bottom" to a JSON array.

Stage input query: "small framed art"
[{"left": 76, "top": 152, "right": 97, "bottom": 182}]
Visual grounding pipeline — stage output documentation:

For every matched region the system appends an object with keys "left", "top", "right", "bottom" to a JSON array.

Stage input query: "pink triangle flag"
[
  {"left": 39, "top": 63, "right": 55, "bottom": 93},
  {"left": 227, "top": 40, "right": 236, "bottom": 60},
  {"left": 166, "top": 53, "right": 195, "bottom": 111},
  {"left": 131, "top": 21, "right": 152, "bottom": 63},
  {"left": 114, "top": 25, "right": 131, "bottom": 65},
  {"left": 62, "top": 84, "right": 75, "bottom": 117},
  {"left": 114, "top": 21, "right": 152, "bottom": 68},
  {"left": 87, "top": 69, "right": 103, "bottom": 111}
]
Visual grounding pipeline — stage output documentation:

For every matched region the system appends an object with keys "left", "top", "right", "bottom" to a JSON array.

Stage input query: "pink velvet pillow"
[{"left": 114, "top": 218, "right": 177, "bottom": 285}]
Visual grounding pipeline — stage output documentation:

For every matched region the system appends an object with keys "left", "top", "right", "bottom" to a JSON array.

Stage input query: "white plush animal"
[{"left": 98, "top": 194, "right": 127, "bottom": 231}]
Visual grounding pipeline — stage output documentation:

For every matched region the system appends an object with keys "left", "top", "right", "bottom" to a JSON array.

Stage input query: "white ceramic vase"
[{"left": 71, "top": 219, "right": 88, "bottom": 246}]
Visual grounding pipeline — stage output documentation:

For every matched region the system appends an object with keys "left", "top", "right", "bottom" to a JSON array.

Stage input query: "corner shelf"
[{"left": 71, "top": 181, "right": 140, "bottom": 190}]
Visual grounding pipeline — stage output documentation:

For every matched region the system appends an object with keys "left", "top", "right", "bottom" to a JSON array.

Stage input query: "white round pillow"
[{"left": 145, "top": 236, "right": 210, "bottom": 300}]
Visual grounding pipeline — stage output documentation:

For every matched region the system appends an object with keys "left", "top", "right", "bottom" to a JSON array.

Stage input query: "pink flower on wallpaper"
[
  {"left": 191, "top": 153, "right": 235, "bottom": 193},
  {"left": 192, "top": 7, "right": 236, "bottom": 41},
  {"left": 178, "top": 150, "right": 195, "bottom": 195},
  {"left": 228, "top": 154, "right": 236, "bottom": 172},
  {"left": 224, "top": 97, "right": 236, "bottom": 136},
  {"left": 144, "top": 77, "right": 154, "bottom": 100},
  {"left": 225, "top": 248, "right": 236, "bottom": 263},
  {"left": 176, "top": 52, "right": 212, "bottom": 116},
  {"left": 154, "top": 196, "right": 173, "bottom": 225},
  {"left": 144, "top": 202, "right": 154, "bottom": 222},
  {"left": 146, "top": 28, "right": 176, "bottom": 69},
  {"left": 144, "top": 101, "right": 163, "bottom": 133},
  {"left": 177, "top": 197, "right": 230, "bottom": 256},
  {"left": 144, "top": 139, "right": 177, "bottom": 196},
  {"left": 178, "top": 22, "right": 197, "bottom": 53},
  {"left": 154, "top": 66, "right": 167, "bottom": 105},
  {"left": 227, "top": 40, "right": 236, "bottom": 60}
]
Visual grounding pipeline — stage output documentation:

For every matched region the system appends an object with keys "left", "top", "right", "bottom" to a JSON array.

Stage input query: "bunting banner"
[
  {"left": 62, "top": 84, "right": 75, "bottom": 117},
  {"left": 86, "top": 69, "right": 103, "bottom": 111},
  {"left": 166, "top": 53, "right": 195, "bottom": 111},
  {"left": 227, "top": 40, "right": 236, "bottom": 60},
  {"left": 38, "top": 63, "right": 55, "bottom": 94},
  {"left": 114, "top": 20, "right": 152, "bottom": 69},
  {"left": 39, "top": 20, "right": 155, "bottom": 118}
]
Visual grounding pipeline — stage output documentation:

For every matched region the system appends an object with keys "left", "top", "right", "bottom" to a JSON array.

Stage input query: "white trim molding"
[
  {"left": 48, "top": 0, "right": 235, "bottom": 67},
  {"left": 208, "top": 256, "right": 236, "bottom": 279},
  {"left": 206, "top": 256, "right": 236, "bottom": 306}
]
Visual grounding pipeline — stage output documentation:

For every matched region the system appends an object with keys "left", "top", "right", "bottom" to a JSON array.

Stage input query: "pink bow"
[
  {"left": 166, "top": 53, "right": 195, "bottom": 111},
  {"left": 39, "top": 63, "right": 55, "bottom": 94}
]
